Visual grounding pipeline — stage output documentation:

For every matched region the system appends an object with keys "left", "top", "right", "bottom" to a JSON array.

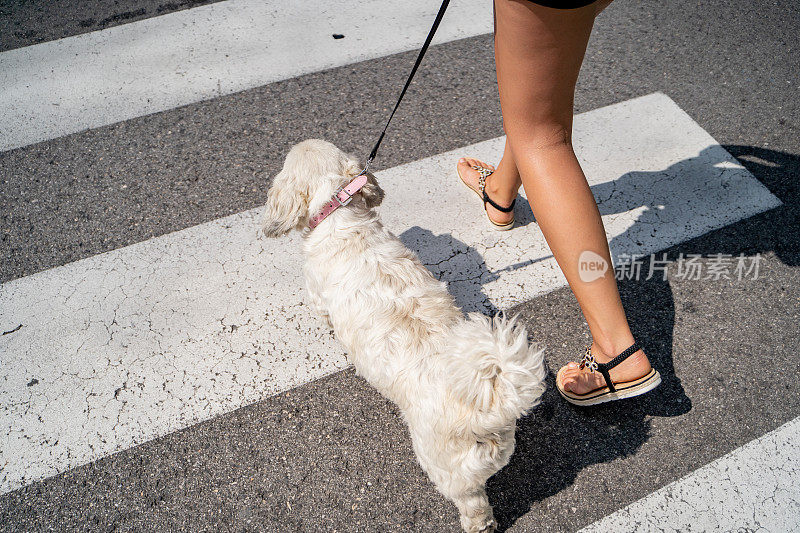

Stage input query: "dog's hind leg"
[
  {"left": 411, "top": 434, "right": 497, "bottom": 532},
  {"left": 450, "top": 487, "right": 496, "bottom": 533},
  {"left": 439, "top": 435, "right": 518, "bottom": 532}
]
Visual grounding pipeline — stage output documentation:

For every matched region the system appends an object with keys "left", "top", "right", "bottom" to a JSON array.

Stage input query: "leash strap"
[{"left": 360, "top": 0, "right": 451, "bottom": 175}]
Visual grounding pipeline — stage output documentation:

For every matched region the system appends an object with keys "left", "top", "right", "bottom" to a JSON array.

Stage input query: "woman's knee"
[{"left": 504, "top": 120, "right": 573, "bottom": 152}]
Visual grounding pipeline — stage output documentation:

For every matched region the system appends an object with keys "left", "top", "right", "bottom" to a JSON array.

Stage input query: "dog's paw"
[
  {"left": 477, "top": 518, "right": 497, "bottom": 533},
  {"left": 461, "top": 513, "right": 497, "bottom": 533}
]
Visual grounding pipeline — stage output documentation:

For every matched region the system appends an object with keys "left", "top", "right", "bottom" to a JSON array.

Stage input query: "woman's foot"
[
  {"left": 457, "top": 158, "right": 516, "bottom": 226},
  {"left": 557, "top": 343, "right": 653, "bottom": 395}
]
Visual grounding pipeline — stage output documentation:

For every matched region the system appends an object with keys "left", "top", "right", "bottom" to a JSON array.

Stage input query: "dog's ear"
[
  {"left": 360, "top": 172, "right": 384, "bottom": 208},
  {"left": 343, "top": 156, "right": 383, "bottom": 208},
  {"left": 262, "top": 167, "right": 308, "bottom": 237}
]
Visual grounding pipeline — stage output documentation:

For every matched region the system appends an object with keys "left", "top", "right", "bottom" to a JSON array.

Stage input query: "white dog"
[{"left": 262, "top": 139, "right": 546, "bottom": 532}]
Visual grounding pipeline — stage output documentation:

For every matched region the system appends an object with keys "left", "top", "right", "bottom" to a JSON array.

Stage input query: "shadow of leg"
[
  {"left": 487, "top": 376, "right": 652, "bottom": 531},
  {"left": 487, "top": 255, "right": 690, "bottom": 530},
  {"left": 617, "top": 270, "right": 691, "bottom": 418}
]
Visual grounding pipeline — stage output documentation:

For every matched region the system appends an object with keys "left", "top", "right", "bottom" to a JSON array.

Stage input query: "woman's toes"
[
  {"left": 473, "top": 158, "right": 494, "bottom": 171},
  {"left": 560, "top": 364, "right": 579, "bottom": 380},
  {"left": 457, "top": 157, "right": 494, "bottom": 181},
  {"left": 559, "top": 363, "right": 603, "bottom": 395},
  {"left": 559, "top": 366, "right": 576, "bottom": 388},
  {"left": 459, "top": 158, "right": 477, "bottom": 173}
]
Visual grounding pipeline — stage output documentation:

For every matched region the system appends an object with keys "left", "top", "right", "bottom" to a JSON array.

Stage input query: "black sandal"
[
  {"left": 556, "top": 342, "right": 661, "bottom": 406},
  {"left": 456, "top": 162, "right": 516, "bottom": 231}
]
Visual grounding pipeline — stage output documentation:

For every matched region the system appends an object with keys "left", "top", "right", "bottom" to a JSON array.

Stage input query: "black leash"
[{"left": 359, "top": 0, "right": 451, "bottom": 175}]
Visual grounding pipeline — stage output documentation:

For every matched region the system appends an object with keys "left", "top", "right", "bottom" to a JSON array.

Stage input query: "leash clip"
[{"left": 357, "top": 157, "right": 372, "bottom": 177}]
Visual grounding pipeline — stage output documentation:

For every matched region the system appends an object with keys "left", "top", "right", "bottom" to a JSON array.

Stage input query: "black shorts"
[{"left": 528, "top": 0, "right": 597, "bottom": 8}]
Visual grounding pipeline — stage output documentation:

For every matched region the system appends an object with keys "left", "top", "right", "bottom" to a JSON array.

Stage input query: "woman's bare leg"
[
  {"left": 491, "top": 0, "right": 651, "bottom": 394},
  {"left": 458, "top": 2, "right": 613, "bottom": 237}
]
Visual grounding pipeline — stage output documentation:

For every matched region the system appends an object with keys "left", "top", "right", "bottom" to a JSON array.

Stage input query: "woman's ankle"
[
  {"left": 591, "top": 335, "right": 642, "bottom": 362},
  {"left": 485, "top": 164, "right": 520, "bottom": 203},
  {"left": 590, "top": 339, "right": 652, "bottom": 387}
]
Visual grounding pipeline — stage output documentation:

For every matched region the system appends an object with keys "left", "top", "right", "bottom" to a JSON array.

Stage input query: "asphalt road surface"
[{"left": 1, "top": 0, "right": 798, "bottom": 531}]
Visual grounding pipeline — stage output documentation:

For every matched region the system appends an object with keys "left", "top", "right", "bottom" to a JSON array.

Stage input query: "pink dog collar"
[{"left": 308, "top": 173, "right": 369, "bottom": 230}]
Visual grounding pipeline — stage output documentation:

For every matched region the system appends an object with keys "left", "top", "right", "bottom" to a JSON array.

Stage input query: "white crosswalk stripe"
[
  {"left": 580, "top": 415, "right": 800, "bottom": 532},
  {"left": 0, "top": 92, "right": 780, "bottom": 495},
  {"left": 0, "top": 0, "right": 492, "bottom": 153}
]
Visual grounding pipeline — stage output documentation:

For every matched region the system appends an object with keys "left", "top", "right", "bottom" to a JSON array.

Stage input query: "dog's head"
[{"left": 262, "top": 139, "right": 384, "bottom": 237}]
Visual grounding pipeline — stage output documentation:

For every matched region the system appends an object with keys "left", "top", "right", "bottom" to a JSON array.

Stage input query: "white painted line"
[
  {"left": 580, "top": 416, "right": 800, "bottom": 532},
  {"left": 0, "top": 0, "right": 492, "bottom": 153},
  {"left": 0, "top": 94, "right": 781, "bottom": 493}
]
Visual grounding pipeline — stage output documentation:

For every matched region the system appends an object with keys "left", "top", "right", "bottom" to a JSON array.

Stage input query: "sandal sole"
[
  {"left": 555, "top": 367, "right": 662, "bottom": 407},
  {"left": 455, "top": 166, "right": 516, "bottom": 231}
]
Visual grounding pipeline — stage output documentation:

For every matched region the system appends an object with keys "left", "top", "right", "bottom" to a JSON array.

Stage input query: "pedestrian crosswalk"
[
  {"left": 0, "top": 1, "right": 797, "bottom": 531},
  {"left": 1, "top": 92, "right": 780, "bottom": 496}
]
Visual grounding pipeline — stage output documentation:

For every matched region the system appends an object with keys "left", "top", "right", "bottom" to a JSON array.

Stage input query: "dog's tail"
[{"left": 446, "top": 313, "right": 546, "bottom": 436}]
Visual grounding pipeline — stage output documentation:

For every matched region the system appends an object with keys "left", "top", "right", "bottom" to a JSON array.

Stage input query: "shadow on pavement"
[{"left": 403, "top": 145, "right": 798, "bottom": 531}]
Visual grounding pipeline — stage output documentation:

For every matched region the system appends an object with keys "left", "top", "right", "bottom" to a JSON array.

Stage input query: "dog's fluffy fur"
[{"left": 263, "top": 139, "right": 546, "bottom": 532}]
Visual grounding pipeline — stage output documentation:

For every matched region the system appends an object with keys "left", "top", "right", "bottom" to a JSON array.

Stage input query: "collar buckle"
[{"left": 335, "top": 187, "right": 353, "bottom": 206}]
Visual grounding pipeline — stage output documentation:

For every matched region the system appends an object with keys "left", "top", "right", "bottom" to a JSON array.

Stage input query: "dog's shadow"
[{"left": 399, "top": 226, "right": 501, "bottom": 315}]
